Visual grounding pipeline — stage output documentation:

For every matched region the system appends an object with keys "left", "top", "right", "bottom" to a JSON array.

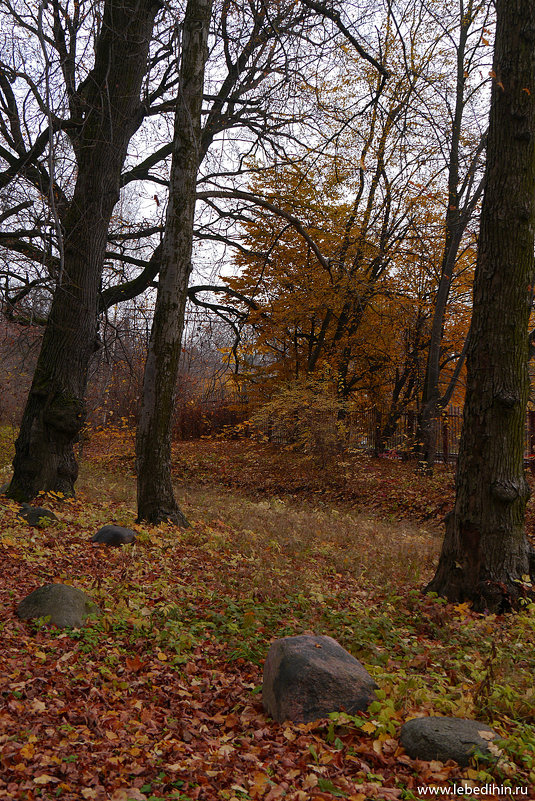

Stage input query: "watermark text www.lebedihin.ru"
[{"left": 416, "top": 784, "right": 528, "bottom": 797}]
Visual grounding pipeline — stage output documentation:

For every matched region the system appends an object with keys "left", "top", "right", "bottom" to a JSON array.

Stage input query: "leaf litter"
[{"left": 1, "top": 432, "right": 535, "bottom": 799}]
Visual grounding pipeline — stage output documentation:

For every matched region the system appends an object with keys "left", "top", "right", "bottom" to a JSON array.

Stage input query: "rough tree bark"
[
  {"left": 136, "top": 0, "right": 212, "bottom": 525},
  {"left": 6, "top": 0, "right": 161, "bottom": 502},
  {"left": 426, "top": 0, "right": 535, "bottom": 612}
]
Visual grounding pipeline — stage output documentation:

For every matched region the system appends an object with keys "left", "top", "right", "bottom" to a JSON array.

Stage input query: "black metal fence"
[
  {"left": 255, "top": 406, "right": 535, "bottom": 462},
  {"left": 359, "top": 407, "right": 464, "bottom": 461}
]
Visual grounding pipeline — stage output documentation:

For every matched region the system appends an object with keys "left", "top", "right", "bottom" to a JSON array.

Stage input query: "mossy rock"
[
  {"left": 400, "top": 717, "right": 499, "bottom": 766},
  {"left": 17, "top": 504, "right": 58, "bottom": 528},
  {"left": 17, "top": 584, "right": 100, "bottom": 628},
  {"left": 91, "top": 525, "right": 136, "bottom": 546}
]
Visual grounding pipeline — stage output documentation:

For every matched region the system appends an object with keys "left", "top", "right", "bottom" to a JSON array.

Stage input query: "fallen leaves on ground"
[{"left": 0, "top": 433, "right": 534, "bottom": 799}]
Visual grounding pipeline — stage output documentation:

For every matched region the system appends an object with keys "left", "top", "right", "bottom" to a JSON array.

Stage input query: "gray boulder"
[
  {"left": 400, "top": 717, "right": 498, "bottom": 766},
  {"left": 17, "top": 504, "right": 57, "bottom": 528},
  {"left": 17, "top": 583, "right": 100, "bottom": 628},
  {"left": 91, "top": 524, "right": 136, "bottom": 546},
  {"left": 262, "top": 634, "right": 378, "bottom": 723}
]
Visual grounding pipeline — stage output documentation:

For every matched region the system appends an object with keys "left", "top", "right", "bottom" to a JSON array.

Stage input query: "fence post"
[
  {"left": 529, "top": 411, "right": 535, "bottom": 455},
  {"left": 442, "top": 416, "right": 449, "bottom": 463},
  {"left": 406, "top": 409, "right": 416, "bottom": 459},
  {"left": 374, "top": 409, "right": 382, "bottom": 456},
  {"left": 528, "top": 411, "right": 535, "bottom": 473}
]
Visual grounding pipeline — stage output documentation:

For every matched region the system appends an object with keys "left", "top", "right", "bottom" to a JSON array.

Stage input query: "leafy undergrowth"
[
  {"left": 82, "top": 429, "right": 535, "bottom": 531},
  {"left": 0, "top": 429, "right": 535, "bottom": 800}
]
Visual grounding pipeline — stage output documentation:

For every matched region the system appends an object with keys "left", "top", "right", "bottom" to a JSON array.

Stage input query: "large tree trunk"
[
  {"left": 6, "top": 0, "right": 160, "bottom": 502},
  {"left": 427, "top": 0, "right": 535, "bottom": 612},
  {"left": 136, "top": 0, "right": 212, "bottom": 525}
]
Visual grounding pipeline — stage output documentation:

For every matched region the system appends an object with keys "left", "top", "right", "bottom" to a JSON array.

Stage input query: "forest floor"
[{"left": 1, "top": 427, "right": 535, "bottom": 800}]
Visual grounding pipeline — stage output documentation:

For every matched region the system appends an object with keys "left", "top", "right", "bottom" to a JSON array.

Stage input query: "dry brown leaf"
[
  {"left": 250, "top": 771, "right": 270, "bottom": 798},
  {"left": 111, "top": 789, "right": 147, "bottom": 801},
  {"left": 33, "top": 774, "right": 59, "bottom": 785},
  {"left": 303, "top": 773, "right": 319, "bottom": 789}
]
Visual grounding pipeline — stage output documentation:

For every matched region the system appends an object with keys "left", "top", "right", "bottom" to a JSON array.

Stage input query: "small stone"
[
  {"left": 91, "top": 525, "right": 136, "bottom": 546},
  {"left": 17, "top": 504, "right": 57, "bottom": 528},
  {"left": 400, "top": 717, "right": 499, "bottom": 766},
  {"left": 17, "top": 584, "right": 100, "bottom": 628},
  {"left": 262, "top": 634, "right": 378, "bottom": 723}
]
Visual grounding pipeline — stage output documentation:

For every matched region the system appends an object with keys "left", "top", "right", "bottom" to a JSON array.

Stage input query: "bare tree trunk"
[
  {"left": 136, "top": 0, "right": 212, "bottom": 525},
  {"left": 419, "top": 1, "right": 486, "bottom": 472},
  {"left": 427, "top": 0, "right": 535, "bottom": 612},
  {"left": 6, "top": 0, "right": 160, "bottom": 502}
]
